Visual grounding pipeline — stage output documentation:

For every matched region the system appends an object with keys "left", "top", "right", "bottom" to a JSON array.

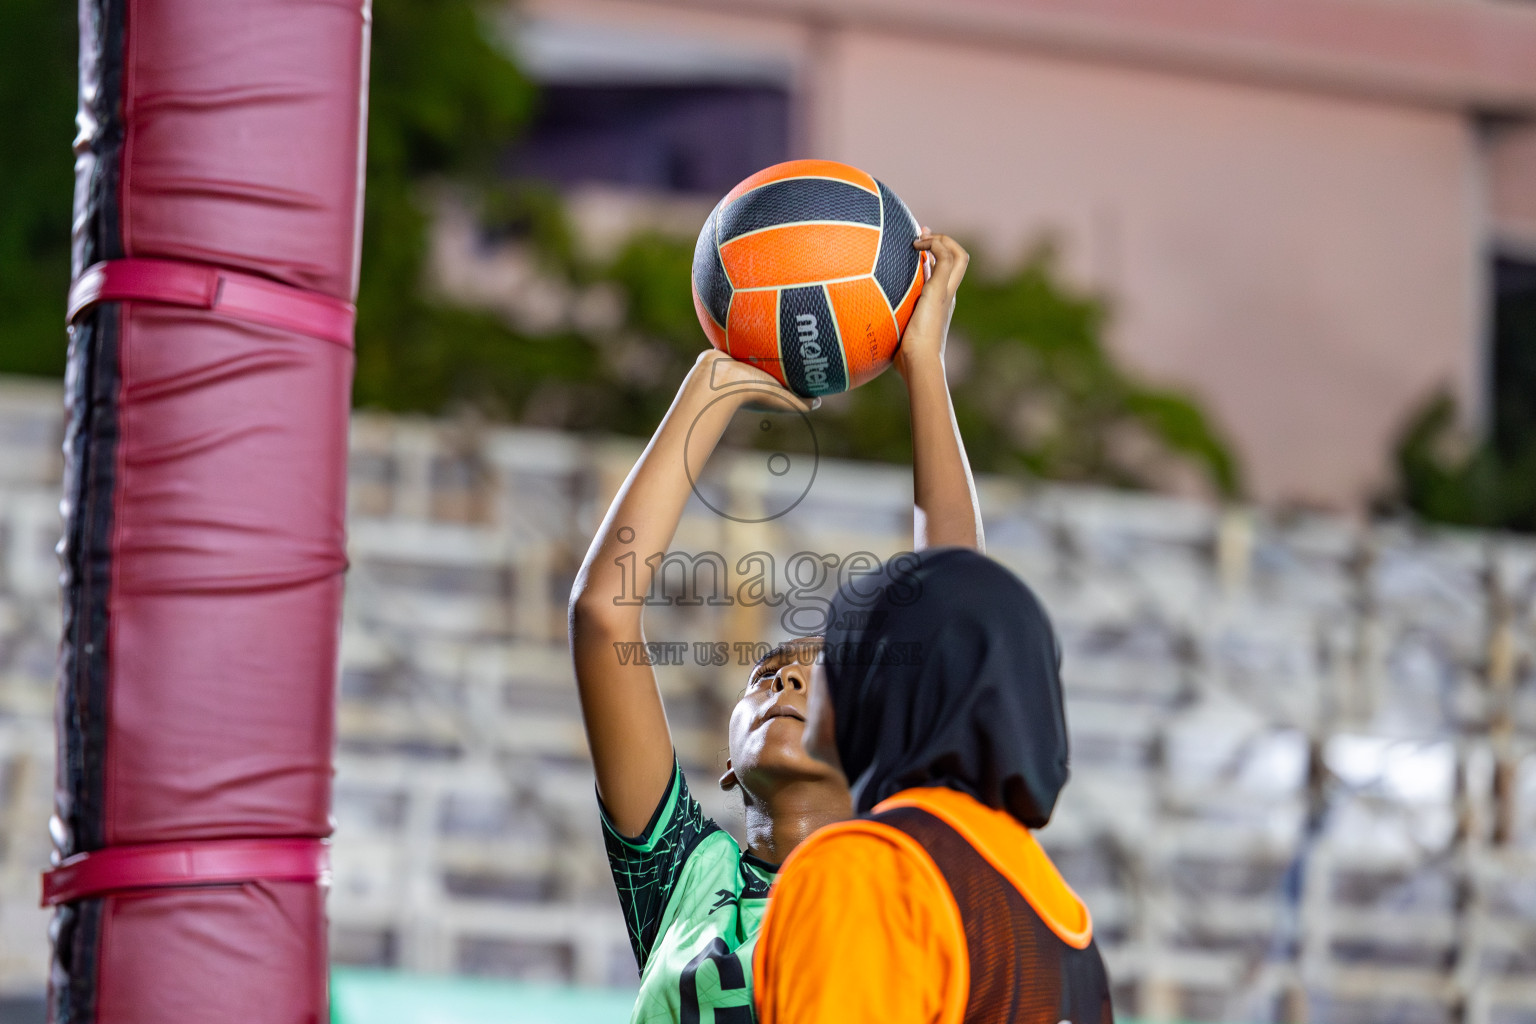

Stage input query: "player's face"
[{"left": 726, "top": 638, "right": 842, "bottom": 792}]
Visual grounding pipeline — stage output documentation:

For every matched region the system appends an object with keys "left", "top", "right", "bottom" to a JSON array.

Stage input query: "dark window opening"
[
  {"left": 1491, "top": 255, "right": 1536, "bottom": 460},
  {"left": 506, "top": 84, "right": 789, "bottom": 195}
]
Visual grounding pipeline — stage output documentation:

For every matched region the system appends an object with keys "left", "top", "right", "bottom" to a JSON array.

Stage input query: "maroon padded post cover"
[{"left": 53, "top": 0, "right": 369, "bottom": 1019}]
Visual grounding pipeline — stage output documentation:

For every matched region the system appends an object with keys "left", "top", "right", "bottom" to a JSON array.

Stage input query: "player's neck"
[{"left": 743, "top": 778, "right": 851, "bottom": 866}]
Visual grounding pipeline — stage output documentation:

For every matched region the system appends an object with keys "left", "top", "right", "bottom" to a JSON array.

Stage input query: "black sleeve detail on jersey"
[
  {"left": 599, "top": 759, "right": 723, "bottom": 971},
  {"left": 718, "top": 178, "right": 880, "bottom": 243},
  {"left": 598, "top": 766, "right": 675, "bottom": 849},
  {"left": 873, "top": 179, "right": 922, "bottom": 309},
  {"left": 738, "top": 851, "right": 777, "bottom": 900}
]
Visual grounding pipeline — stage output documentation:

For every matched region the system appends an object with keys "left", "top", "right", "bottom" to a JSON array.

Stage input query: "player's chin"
[
  {"left": 754, "top": 717, "right": 810, "bottom": 755},
  {"left": 749, "top": 742, "right": 840, "bottom": 786}
]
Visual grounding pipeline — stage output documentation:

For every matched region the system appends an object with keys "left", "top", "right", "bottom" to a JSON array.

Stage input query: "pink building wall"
[
  {"left": 522, "top": 0, "right": 1536, "bottom": 510},
  {"left": 830, "top": 35, "right": 1483, "bottom": 508}
]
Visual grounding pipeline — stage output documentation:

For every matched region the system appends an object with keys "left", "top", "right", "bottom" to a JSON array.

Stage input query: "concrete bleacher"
[{"left": 1, "top": 378, "right": 1534, "bottom": 1022}]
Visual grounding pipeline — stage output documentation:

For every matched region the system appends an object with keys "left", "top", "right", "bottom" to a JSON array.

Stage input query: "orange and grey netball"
[{"left": 691, "top": 159, "right": 931, "bottom": 398}]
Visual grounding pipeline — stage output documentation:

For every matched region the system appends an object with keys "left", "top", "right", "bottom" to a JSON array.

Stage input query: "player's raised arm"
[
  {"left": 568, "top": 350, "right": 810, "bottom": 837},
  {"left": 899, "top": 230, "right": 983, "bottom": 552}
]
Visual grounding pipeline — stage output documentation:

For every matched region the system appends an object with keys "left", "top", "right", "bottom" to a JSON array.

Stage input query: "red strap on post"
[
  {"left": 67, "top": 258, "right": 356, "bottom": 349},
  {"left": 41, "top": 838, "right": 330, "bottom": 906}
]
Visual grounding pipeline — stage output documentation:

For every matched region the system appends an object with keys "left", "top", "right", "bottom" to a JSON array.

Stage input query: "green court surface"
[
  {"left": 331, "top": 968, "right": 1191, "bottom": 1024},
  {"left": 331, "top": 968, "right": 640, "bottom": 1024}
]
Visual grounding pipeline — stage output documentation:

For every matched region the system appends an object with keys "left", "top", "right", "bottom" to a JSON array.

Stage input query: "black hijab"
[{"left": 822, "top": 547, "right": 1069, "bottom": 829}]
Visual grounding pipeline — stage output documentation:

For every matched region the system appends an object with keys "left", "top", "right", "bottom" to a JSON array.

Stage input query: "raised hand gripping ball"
[{"left": 691, "top": 159, "right": 928, "bottom": 398}]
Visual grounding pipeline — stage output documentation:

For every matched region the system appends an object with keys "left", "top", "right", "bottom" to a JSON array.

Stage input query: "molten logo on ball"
[{"left": 794, "top": 313, "right": 831, "bottom": 395}]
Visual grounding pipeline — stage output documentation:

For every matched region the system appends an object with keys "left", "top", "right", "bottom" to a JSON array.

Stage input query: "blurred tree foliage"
[
  {"left": 354, "top": 0, "right": 726, "bottom": 436},
  {"left": 1392, "top": 394, "right": 1536, "bottom": 531},
  {"left": 0, "top": 0, "right": 77, "bottom": 378},
  {"left": 352, "top": 0, "right": 536, "bottom": 411}
]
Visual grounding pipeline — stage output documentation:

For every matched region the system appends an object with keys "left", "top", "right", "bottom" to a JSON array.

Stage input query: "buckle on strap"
[
  {"left": 42, "top": 837, "right": 330, "bottom": 906},
  {"left": 67, "top": 258, "right": 356, "bottom": 349}
]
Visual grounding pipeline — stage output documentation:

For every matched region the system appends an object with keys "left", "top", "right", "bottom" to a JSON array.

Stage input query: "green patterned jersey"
[{"left": 601, "top": 760, "right": 775, "bottom": 1024}]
